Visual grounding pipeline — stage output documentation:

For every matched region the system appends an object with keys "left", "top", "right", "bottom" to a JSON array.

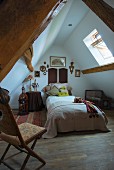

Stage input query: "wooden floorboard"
[{"left": 0, "top": 109, "right": 114, "bottom": 170}]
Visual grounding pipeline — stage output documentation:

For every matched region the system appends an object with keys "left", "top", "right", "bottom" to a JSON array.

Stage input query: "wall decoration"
[
  {"left": 40, "top": 61, "right": 49, "bottom": 75},
  {"left": 34, "top": 71, "right": 40, "bottom": 77},
  {"left": 75, "top": 69, "right": 80, "bottom": 77},
  {"left": 69, "top": 62, "right": 74, "bottom": 74},
  {"left": 50, "top": 56, "right": 66, "bottom": 67},
  {"left": 40, "top": 65, "right": 46, "bottom": 72}
]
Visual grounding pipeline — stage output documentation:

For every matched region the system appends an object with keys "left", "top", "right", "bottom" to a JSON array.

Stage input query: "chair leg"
[
  {"left": 0, "top": 144, "right": 16, "bottom": 170},
  {"left": 21, "top": 139, "right": 37, "bottom": 170},
  {"left": 0, "top": 143, "right": 11, "bottom": 164},
  {"left": 21, "top": 139, "right": 46, "bottom": 170}
]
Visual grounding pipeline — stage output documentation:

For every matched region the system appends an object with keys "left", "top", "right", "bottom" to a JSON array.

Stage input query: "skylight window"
[{"left": 83, "top": 29, "right": 114, "bottom": 66}]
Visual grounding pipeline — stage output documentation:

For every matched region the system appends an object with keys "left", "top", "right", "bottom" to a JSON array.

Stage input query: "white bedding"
[{"left": 43, "top": 96, "right": 109, "bottom": 138}]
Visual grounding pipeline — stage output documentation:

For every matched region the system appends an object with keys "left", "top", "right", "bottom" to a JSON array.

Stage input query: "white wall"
[
  {"left": 9, "top": 44, "right": 93, "bottom": 109},
  {"left": 64, "top": 9, "right": 114, "bottom": 98},
  {"left": 33, "top": 45, "right": 93, "bottom": 104}
]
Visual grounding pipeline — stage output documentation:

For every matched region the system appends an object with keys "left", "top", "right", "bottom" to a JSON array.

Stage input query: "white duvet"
[{"left": 43, "top": 96, "right": 109, "bottom": 138}]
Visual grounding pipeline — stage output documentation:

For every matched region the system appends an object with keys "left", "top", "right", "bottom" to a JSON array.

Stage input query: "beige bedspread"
[{"left": 43, "top": 97, "right": 109, "bottom": 138}]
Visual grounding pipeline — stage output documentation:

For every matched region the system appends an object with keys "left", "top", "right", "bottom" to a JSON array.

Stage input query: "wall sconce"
[{"left": 69, "top": 62, "right": 74, "bottom": 74}]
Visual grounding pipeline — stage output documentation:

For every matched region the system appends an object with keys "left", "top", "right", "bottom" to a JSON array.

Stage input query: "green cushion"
[{"left": 58, "top": 92, "right": 69, "bottom": 97}]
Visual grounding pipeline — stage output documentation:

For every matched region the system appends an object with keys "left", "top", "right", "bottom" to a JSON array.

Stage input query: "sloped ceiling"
[
  {"left": 0, "top": 0, "right": 64, "bottom": 81},
  {"left": 1, "top": 0, "right": 114, "bottom": 99}
]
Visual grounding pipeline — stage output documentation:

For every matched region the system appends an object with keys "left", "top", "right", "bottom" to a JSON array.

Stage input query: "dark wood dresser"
[{"left": 26, "top": 91, "right": 44, "bottom": 112}]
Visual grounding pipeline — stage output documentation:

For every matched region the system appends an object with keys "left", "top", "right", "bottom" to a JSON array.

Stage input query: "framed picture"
[
  {"left": 50, "top": 56, "right": 66, "bottom": 67},
  {"left": 75, "top": 69, "right": 80, "bottom": 77},
  {"left": 34, "top": 71, "right": 40, "bottom": 77}
]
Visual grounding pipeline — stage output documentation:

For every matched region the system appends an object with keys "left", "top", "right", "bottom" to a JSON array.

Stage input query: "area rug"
[
  {"left": 14, "top": 111, "right": 42, "bottom": 126},
  {"left": 0, "top": 110, "right": 46, "bottom": 141}
]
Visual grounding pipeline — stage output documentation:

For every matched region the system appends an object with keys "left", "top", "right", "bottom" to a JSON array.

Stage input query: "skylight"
[
  {"left": 83, "top": 29, "right": 114, "bottom": 66},
  {"left": 52, "top": 0, "right": 67, "bottom": 18}
]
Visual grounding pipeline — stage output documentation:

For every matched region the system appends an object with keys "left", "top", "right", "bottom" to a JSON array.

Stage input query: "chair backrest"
[
  {"left": 85, "top": 90, "right": 104, "bottom": 100},
  {"left": 0, "top": 103, "right": 19, "bottom": 136},
  {"left": 0, "top": 87, "right": 20, "bottom": 137}
]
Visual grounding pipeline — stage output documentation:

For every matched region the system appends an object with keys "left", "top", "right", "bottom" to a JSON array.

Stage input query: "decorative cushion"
[
  {"left": 60, "top": 86, "right": 67, "bottom": 90},
  {"left": 42, "top": 85, "right": 51, "bottom": 93},
  {"left": 50, "top": 83, "right": 68, "bottom": 89},
  {"left": 59, "top": 86, "right": 69, "bottom": 94},
  {"left": 58, "top": 91, "right": 69, "bottom": 96},
  {"left": 46, "top": 86, "right": 59, "bottom": 96}
]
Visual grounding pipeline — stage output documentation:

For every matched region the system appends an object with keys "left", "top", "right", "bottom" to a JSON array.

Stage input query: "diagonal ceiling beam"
[
  {"left": 23, "top": 45, "right": 34, "bottom": 72},
  {"left": 82, "top": 0, "right": 114, "bottom": 32},
  {"left": 0, "top": 0, "right": 65, "bottom": 81},
  {"left": 82, "top": 63, "right": 114, "bottom": 74}
]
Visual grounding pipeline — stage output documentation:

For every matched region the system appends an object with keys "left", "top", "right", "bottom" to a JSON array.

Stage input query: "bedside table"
[{"left": 26, "top": 91, "right": 44, "bottom": 112}]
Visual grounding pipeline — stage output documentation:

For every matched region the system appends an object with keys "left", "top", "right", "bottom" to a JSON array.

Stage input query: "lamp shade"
[{"left": 23, "top": 75, "right": 34, "bottom": 83}]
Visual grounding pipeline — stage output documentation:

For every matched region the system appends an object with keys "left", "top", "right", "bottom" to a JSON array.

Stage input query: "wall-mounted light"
[{"left": 69, "top": 62, "right": 74, "bottom": 74}]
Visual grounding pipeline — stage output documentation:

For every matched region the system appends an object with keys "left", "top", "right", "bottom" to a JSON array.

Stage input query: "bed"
[
  {"left": 42, "top": 68, "right": 109, "bottom": 138},
  {"left": 43, "top": 95, "right": 109, "bottom": 138}
]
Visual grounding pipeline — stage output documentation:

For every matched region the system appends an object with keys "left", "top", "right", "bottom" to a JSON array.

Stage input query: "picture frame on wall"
[
  {"left": 34, "top": 71, "right": 40, "bottom": 77},
  {"left": 50, "top": 56, "right": 66, "bottom": 67},
  {"left": 75, "top": 69, "right": 80, "bottom": 77}
]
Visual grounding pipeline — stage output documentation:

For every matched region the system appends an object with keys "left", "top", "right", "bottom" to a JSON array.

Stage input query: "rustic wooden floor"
[{"left": 0, "top": 109, "right": 114, "bottom": 170}]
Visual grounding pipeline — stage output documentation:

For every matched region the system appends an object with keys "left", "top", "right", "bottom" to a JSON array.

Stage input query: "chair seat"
[
  {"left": 19, "top": 123, "right": 46, "bottom": 144},
  {"left": 0, "top": 123, "right": 46, "bottom": 146}
]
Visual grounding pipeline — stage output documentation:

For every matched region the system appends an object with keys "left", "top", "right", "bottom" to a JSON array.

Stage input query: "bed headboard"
[
  {"left": 48, "top": 68, "right": 68, "bottom": 84},
  {"left": 48, "top": 68, "right": 57, "bottom": 84}
]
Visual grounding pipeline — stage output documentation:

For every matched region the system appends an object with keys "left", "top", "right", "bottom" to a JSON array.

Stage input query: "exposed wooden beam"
[
  {"left": 0, "top": 0, "right": 64, "bottom": 81},
  {"left": 82, "top": 63, "right": 114, "bottom": 74},
  {"left": 23, "top": 46, "right": 34, "bottom": 72},
  {"left": 82, "top": 0, "right": 114, "bottom": 32}
]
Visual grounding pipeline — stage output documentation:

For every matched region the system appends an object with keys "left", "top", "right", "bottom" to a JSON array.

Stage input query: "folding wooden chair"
[{"left": 0, "top": 87, "right": 46, "bottom": 170}]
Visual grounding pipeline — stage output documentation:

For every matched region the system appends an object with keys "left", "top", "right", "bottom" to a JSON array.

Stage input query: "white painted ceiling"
[{"left": 53, "top": 0, "right": 89, "bottom": 45}]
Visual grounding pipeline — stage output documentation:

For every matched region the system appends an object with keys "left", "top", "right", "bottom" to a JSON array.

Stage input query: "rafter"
[
  {"left": 23, "top": 46, "right": 34, "bottom": 72},
  {"left": 0, "top": 0, "right": 66, "bottom": 81},
  {"left": 82, "top": 0, "right": 114, "bottom": 32},
  {"left": 82, "top": 63, "right": 114, "bottom": 74}
]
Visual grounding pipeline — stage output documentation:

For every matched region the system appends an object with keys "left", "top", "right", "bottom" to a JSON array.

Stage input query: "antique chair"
[
  {"left": 85, "top": 90, "right": 112, "bottom": 109},
  {"left": 0, "top": 87, "right": 46, "bottom": 170}
]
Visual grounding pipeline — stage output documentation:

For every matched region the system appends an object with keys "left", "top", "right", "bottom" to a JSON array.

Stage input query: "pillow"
[
  {"left": 50, "top": 83, "right": 68, "bottom": 89},
  {"left": 58, "top": 91, "right": 69, "bottom": 97},
  {"left": 42, "top": 85, "right": 51, "bottom": 93},
  {"left": 59, "top": 86, "right": 69, "bottom": 94},
  {"left": 46, "top": 86, "right": 59, "bottom": 96},
  {"left": 60, "top": 86, "right": 67, "bottom": 90}
]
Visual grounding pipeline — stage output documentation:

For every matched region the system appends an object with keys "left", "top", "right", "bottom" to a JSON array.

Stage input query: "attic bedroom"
[{"left": 0, "top": 0, "right": 114, "bottom": 170}]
